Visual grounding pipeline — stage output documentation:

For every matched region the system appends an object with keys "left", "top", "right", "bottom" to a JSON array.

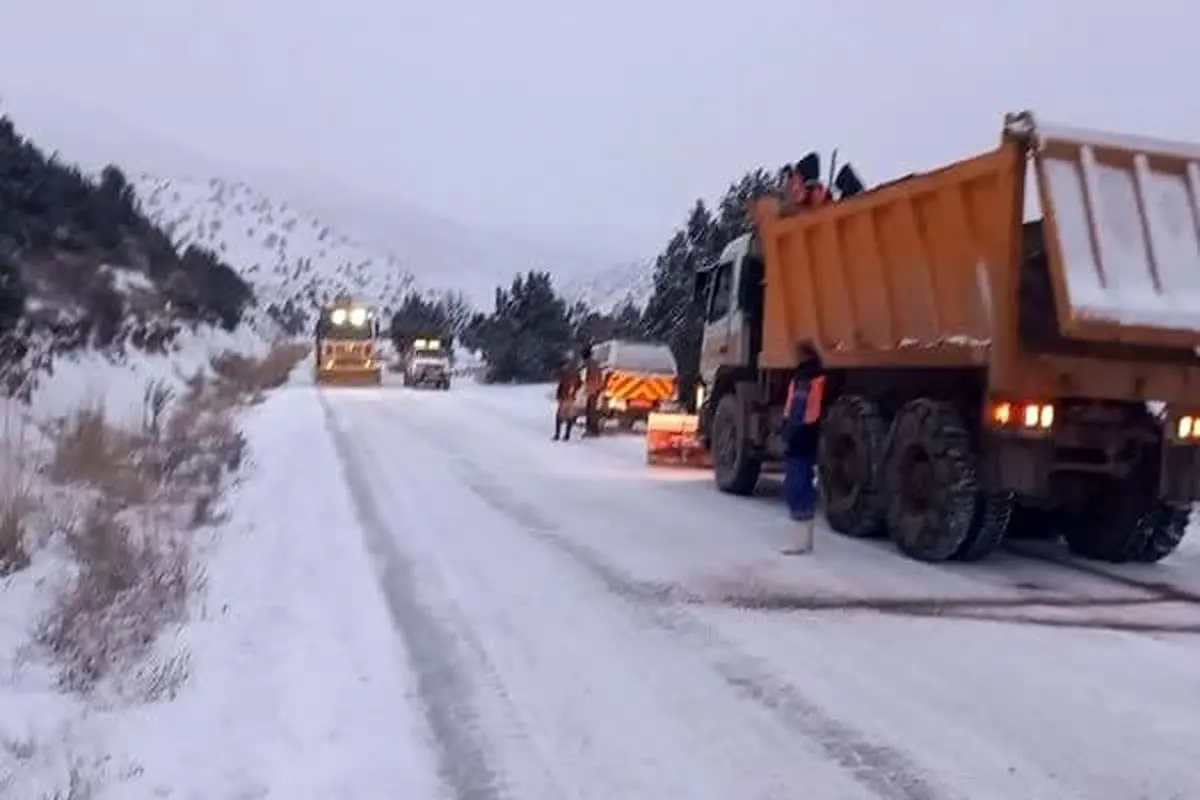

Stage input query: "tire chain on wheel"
[
  {"left": 952, "top": 491, "right": 1014, "bottom": 562},
  {"left": 818, "top": 394, "right": 888, "bottom": 538},
  {"left": 885, "top": 399, "right": 980, "bottom": 562},
  {"left": 1135, "top": 503, "right": 1191, "bottom": 563},
  {"left": 1064, "top": 481, "right": 1192, "bottom": 564}
]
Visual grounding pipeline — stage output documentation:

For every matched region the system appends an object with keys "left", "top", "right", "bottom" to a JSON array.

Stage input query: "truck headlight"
[{"left": 694, "top": 384, "right": 706, "bottom": 410}]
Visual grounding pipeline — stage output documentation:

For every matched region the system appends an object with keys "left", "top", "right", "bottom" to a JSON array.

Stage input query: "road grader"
[{"left": 313, "top": 300, "right": 383, "bottom": 387}]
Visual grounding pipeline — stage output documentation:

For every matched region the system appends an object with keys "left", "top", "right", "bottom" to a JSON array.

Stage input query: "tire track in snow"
[
  {"left": 381, "top": 399, "right": 959, "bottom": 800},
  {"left": 320, "top": 394, "right": 508, "bottom": 800}
]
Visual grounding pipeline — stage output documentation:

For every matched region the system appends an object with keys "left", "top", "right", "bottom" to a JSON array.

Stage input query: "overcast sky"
[{"left": 0, "top": 0, "right": 1197, "bottom": 259}]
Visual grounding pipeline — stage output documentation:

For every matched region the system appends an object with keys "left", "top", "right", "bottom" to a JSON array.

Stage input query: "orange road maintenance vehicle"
[
  {"left": 693, "top": 110, "right": 1200, "bottom": 564},
  {"left": 313, "top": 300, "right": 383, "bottom": 386},
  {"left": 576, "top": 339, "right": 679, "bottom": 432}
]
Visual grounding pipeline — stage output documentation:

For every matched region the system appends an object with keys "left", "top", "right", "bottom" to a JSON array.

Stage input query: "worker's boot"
[
  {"left": 563, "top": 420, "right": 573, "bottom": 441},
  {"left": 553, "top": 419, "right": 562, "bottom": 441},
  {"left": 782, "top": 516, "right": 815, "bottom": 556}
]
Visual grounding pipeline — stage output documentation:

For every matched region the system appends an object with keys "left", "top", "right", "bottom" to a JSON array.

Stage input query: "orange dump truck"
[{"left": 694, "top": 110, "right": 1200, "bottom": 564}]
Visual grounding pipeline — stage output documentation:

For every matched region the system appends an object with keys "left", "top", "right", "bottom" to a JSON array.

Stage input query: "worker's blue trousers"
[{"left": 783, "top": 454, "right": 816, "bottom": 521}]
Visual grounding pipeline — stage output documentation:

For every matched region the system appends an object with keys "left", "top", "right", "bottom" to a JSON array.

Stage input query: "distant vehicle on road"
[{"left": 314, "top": 300, "right": 382, "bottom": 387}]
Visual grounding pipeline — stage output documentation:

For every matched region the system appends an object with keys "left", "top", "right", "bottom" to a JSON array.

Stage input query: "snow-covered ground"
[
  {"left": 0, "top": 328, "right": 284, "bottom": 798},
  {"left": 9, "top": 369, "right": 1200, "bottom": 798}
]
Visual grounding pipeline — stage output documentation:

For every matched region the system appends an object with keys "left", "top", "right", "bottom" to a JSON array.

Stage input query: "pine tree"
[
  {"left": 474, "top": 270, "right": 572, "bottom": 383},
  {"left": 641, "top": 169, "right": 781, "bottom": 385}
]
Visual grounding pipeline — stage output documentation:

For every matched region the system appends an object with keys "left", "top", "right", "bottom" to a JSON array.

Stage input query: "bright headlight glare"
[
  {"left": 330, "top": 308, "right": 348, "bottom": 325},
  {"left": 349, "top": 308, "right": 368, "bottom": 326}
]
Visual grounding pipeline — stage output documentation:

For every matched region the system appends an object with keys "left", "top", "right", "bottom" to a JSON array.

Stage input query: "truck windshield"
[{"left": 612, "top": 343, "right": 677, "bottom": 374}]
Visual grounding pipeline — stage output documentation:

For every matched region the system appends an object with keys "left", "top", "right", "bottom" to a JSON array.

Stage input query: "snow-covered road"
[{"left": 273, "top": 380, "right": 1200, "bottom": 799}]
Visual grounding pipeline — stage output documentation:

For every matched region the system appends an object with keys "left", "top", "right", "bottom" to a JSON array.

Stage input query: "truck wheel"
[
  {"left": 817, "top": 394, "right": 887, "bottom": 537},
  {"left": 1063, "top": 481, "right": 1191, "bottom": 563},
  {"left": 952, "top": 491, "right": 1014, "bottom": 562},
  {"left": 884, "top": 399, "right": 980, "bottom": 562},
  {"left": 712, "top": 393, "right": 761, "bottom": 495}
]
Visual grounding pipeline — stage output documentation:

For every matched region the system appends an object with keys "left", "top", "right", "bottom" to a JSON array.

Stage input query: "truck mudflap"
[{"left": 1021, "top": 111, "right": 1200, "bottom": 348}]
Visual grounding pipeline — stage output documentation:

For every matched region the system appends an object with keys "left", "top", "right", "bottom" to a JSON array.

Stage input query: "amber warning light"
[{"left": 988, "top": 400, "right": 1053, "bottom": 431}]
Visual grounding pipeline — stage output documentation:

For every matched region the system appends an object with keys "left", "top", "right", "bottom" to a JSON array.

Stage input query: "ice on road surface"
[{"left": 254, "top": 379, "right": 1200, "bottom": 799}]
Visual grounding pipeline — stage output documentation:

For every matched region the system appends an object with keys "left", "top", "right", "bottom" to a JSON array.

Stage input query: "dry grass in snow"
[{"left": 0, "top": 339, "right": 309, "bottom": 797}]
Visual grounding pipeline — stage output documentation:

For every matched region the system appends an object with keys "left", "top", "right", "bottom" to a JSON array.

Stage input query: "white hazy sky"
[{"left": 0, "top": 0, "right": 1197, "bottom": 258}]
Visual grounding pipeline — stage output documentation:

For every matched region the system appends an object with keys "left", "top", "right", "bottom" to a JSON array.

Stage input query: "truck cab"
[{"left": 696, "top": 233, "right": 764, "bottom": 387}]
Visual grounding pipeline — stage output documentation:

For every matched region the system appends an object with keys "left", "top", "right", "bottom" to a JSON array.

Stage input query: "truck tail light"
[
  {"left": 1174, "top": 415, "right": 1200, "bottom": 441},
  {"left": 987, "top": 399, "right": 1054, "bottom": 432}
]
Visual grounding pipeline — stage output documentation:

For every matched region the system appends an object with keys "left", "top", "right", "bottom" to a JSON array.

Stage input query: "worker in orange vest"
[
  {"left": 581, "top": 343, "right": 604, "bottom": 437},
  {"left": 781, "top": 341, "right": 826, "bottom": 548}
]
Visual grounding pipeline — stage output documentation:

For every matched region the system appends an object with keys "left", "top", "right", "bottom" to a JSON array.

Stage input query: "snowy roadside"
[
  {"left": 112, "top": 386, "right": 445, "bottom": 799},
  {"left": 0, "top": 329, "right": 314, "bottom": 798}
]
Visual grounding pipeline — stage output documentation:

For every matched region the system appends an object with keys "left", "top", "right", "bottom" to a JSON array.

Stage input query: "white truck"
[{"left": 400, "top": 336, "right": 451, "bottom": 390}]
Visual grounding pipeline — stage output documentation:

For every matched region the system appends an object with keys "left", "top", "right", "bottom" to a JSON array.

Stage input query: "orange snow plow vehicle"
[
  {"left": 313, "top": 300, "right": 383, "bottom": 386},
  {"left": 691, "top": 110, "right": 1200, "bottom": 564}
]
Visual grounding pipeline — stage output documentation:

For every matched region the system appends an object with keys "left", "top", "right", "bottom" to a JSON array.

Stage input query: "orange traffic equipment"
[{"left": 645, "top": 411, "right": 711, "bottom": 467}]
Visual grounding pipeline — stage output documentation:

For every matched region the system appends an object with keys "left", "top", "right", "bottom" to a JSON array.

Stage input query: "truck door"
[{"left": 699, "top": 256, "right": 739, "bottom": 385}]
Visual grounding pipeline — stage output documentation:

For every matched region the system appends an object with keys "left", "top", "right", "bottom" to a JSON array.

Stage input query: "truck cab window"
[{"left": 707, "top": 262, "right": 734, "bottom": 322}]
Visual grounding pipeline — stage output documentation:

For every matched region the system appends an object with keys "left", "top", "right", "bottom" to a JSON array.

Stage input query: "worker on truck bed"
[
  {"left": 553, "top": 357, "right": 582, "bottom": 441},
  {"left": 782, "top": 157, "right": 832, "bottom": 212},
  {"left": 781, "top": 342, "right": 826, "bottom": 534}
]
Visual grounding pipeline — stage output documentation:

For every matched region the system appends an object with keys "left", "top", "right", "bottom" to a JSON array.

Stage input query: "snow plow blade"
[
  {"left": 645, "top": 411, "right": 710, "bottom": 467},
  {"left": 315, "top": 367, "right": 383, "bottom": 387}
]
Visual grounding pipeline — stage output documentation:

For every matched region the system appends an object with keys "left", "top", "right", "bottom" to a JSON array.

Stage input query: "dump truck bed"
[{"left": 755, "top": 112, "right": 1200, "bottom": 403}]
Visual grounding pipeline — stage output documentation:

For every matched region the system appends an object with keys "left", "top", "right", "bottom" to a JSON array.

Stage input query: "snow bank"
[
  {"left": 0, "top": 324, "right": 307, "bottom": 797},
  {"left": 32, "top": 325, "right": 269, "bottom": 424},
  {"left": 1, "top": 330, "right": 441, "bottom": 798},
  {"left": 101, "top": 388, "right": 444, "bottom": 798}
]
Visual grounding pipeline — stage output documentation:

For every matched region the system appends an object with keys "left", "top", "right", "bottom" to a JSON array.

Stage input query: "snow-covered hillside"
[
  {"left": 560, "top": 258, "right": 653, "bottom": 310},
  {"left": 133, "top": 172, "right": 653, "bottom": 323},
  {"left": 134, "top": 175, "right": 416, "bottom": 324}
]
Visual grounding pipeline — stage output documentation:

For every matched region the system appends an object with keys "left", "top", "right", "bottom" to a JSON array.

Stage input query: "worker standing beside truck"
[
  {"left": 781, "top": 343, "right": 825, "bottom": 532},
  {"left": 581, "top": 344, "right": 604, "bottom": 437},
  {"left": 554, "top": 357, "right": 583, "bottom": 442}
]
